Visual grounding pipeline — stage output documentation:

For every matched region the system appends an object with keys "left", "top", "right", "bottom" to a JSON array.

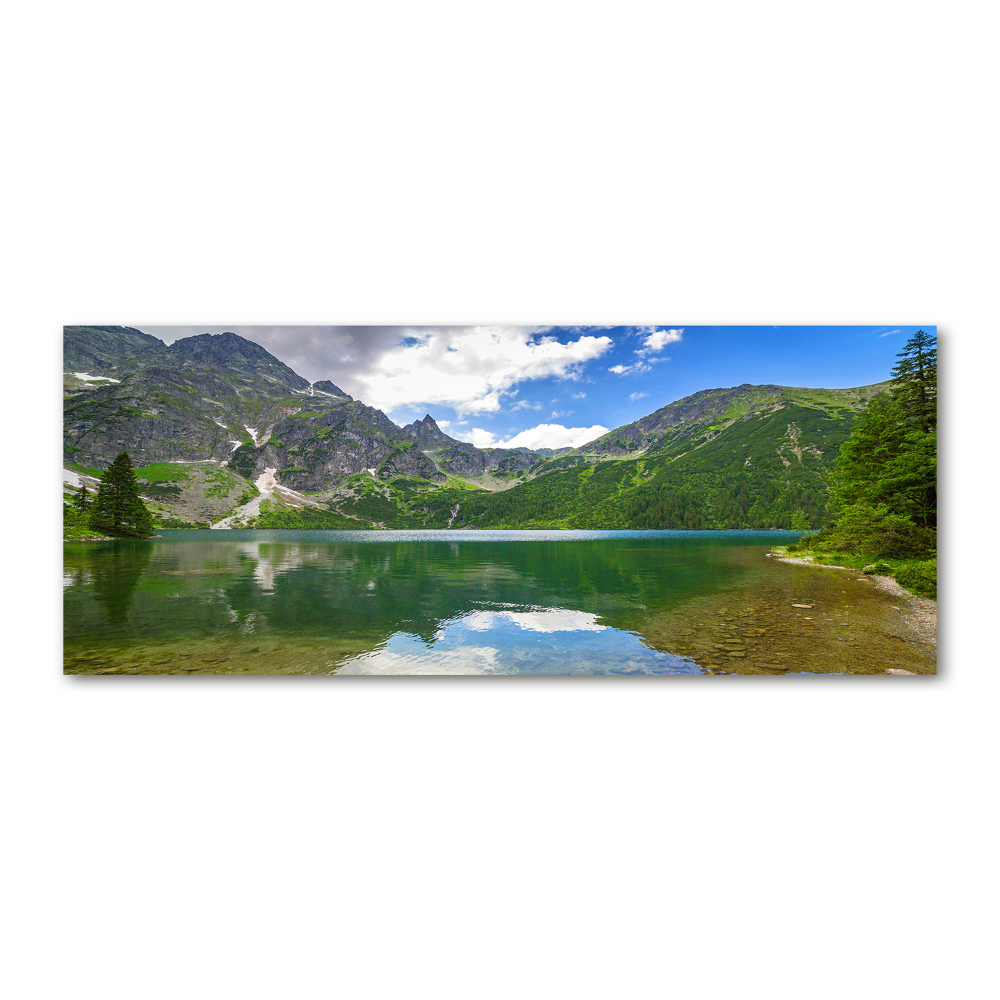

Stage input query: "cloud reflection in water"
[{"left": 335, "top": 606, "right": 700, "bottom": 675}]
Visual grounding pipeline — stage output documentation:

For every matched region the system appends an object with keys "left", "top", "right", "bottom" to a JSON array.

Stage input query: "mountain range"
[{"left": 63, "top": 326, "right": 889, "bottom": 530}]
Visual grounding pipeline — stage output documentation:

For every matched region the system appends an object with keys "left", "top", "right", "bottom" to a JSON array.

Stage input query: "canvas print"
[{"left": 62, "top": 325, "right": 937, "bottom": 676}]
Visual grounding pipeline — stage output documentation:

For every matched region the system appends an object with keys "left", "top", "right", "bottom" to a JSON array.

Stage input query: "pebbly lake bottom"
[{"left": 63, "top": 529, "right": 936, "bottom": 676}]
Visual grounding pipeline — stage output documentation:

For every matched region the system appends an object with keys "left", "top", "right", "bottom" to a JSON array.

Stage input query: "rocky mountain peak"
[
  {"left": 402, "top": 413, "right": 459, "bottom": 449},
  {"left": 63, "top": 325, "right": 169, "bottom": 373},
  {"left": 166, "top": 332, "right": 309, "bottom": 391},
  {"left": 311, "top": 380, "right": 351, "bottom": 398}
]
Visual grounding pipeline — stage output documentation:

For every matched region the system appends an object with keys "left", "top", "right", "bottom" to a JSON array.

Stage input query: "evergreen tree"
[
  {"left": 822, "top": 329, "right": 938, "bottom": 553},
  {"left": 73, "top": 483, "right": 90, "bottom": 512},
  {"left": 832, "top": 395, "right": 902, "bottom": 511},
  {"left": 88, "top": 452, "right": 154, "bottom": 539},
  {"left": 890, "top": 328, "right": 937, "bottom": 433}
]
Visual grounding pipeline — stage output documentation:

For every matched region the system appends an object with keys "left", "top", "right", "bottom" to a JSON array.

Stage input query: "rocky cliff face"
[
  {"left": 63, "top": 328, "right": 887, "bottom": 528},
  {"left": 402, "top": 414, "right": 461, "bottom": 450},
  {"left": 64, "top": 326, "right": 169, "bottom": 374},
  {"left": 63, "top": 328, "right": 521, "bottom": 489},
  {"left": 227, "top": 398, "right": 446, "bottom": 490},
  {"left": 399, "top": 414, "right": 546, "bottom": 483}
]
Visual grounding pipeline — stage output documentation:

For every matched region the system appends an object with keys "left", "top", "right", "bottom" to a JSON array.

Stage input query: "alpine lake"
[{"left": 63, "top": 530, "right": 936, "bottom": 676}]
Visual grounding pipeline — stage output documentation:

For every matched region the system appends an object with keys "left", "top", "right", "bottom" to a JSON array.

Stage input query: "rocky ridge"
[{"left": 63, "top": 327, "right": 886, "bottom": 529}]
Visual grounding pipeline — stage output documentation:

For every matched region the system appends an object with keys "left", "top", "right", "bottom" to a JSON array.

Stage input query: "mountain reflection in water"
[{"left": 63, "top": 529, "right": 934, "bottom": 675}]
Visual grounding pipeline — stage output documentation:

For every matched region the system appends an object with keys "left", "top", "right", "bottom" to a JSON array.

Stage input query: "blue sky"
[{"left": 146, "top": 325, "right": 932, "bottom": 451}]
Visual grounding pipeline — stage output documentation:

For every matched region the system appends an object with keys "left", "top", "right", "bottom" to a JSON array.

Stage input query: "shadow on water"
[{"left": 63, "top": 530, "right": 935, "bottom": 676}]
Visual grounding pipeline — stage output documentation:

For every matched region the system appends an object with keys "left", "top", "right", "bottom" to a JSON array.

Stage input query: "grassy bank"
[{"left": 772, "top": 543, "right": 936, "bottom": 600}]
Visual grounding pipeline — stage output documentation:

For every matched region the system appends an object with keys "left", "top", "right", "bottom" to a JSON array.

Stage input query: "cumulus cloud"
[
  {"left": 452, "top": 422, "right": 608, "bottom": 451},
  {"left": 141, "top": 325, "right": 613, "bottom": 415},
  {"left": 629, "top": 391, "right": 648, "bottom": 403},
  {"left": 635, "top": 327, "right": 683, "bottom": 358},
  {"left": 348, "top": 326, "right": 613, "bottom": 415},
  {"left": 456, "top": 427, "right": 506, "bottom": 448}
]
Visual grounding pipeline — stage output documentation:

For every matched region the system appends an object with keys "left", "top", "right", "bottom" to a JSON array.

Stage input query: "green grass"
[
  {"left": 203, "top": 468, "right": 246, "bottom": 499},
  {"left": 133, "top": 463, "right": 192, "bottom": 482},
  {"left": 65, "top": 460, "right": 104, "bottom": 478},
  {"left": 443, "top": 475, "right": 488, "bottom": 491}
]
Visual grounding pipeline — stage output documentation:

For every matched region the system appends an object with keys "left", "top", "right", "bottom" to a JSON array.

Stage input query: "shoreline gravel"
[{"left": 767, "top": 549, "right": 937, "bottom": 661}]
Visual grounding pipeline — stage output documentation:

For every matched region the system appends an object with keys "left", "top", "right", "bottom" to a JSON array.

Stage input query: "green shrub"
[
  {"left": 894, "top": 560, "right": 937, "bottom": 600},
  {"left": 864, "top": 561, "right": 893, "bottom": 575}
]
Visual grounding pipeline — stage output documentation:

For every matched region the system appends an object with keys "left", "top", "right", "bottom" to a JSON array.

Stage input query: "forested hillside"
[
  {"left": 63, "top": 327, "right": 897, "bottom": 531},
  {"left": 786, "top": 330, "right": 937, "bottom": 596}
]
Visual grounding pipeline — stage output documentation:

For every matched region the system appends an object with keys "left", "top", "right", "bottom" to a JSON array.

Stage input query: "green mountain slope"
[
  {"left": 63, "top": 327, "right": 889, "bottom": 530},
  {"left": 438, "top": 384, "right": 891, "bottom": 530}
]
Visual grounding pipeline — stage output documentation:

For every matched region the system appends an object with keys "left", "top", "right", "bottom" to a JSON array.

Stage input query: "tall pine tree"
[
  {"left": 89, "top": 451, "right": 154, "bottom": 539},
  {"left": 890, "top": 328, "right": 937, "bottom": 433},
  {"left": 827, "top": 329, "right": 937, "bottom": 551}
]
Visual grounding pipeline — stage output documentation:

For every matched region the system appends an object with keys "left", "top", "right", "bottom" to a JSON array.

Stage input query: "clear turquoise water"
[{"left": 63, "top": 529, "right": 933, "bottom": 675}]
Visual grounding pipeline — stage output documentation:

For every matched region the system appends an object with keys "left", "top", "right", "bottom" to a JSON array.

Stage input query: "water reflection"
[
  {"left": 64, "top": 529, "right": 932, "bottom": 675},
  {"left": 335, "top": 607, "right": 699, "bottom": 675},
  {"left": 464, "top": 607, "right": 605, "bottom": 633},
  {"left": 88, "top": 541, "right": 152, "bottom": 628}
]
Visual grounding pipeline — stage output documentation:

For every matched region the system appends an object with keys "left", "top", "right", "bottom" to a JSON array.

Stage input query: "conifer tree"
[
  {"left": 73, "top": 483, "right": 90, "bottom": 512},
  {"left": 890, "top": 328, "right": 937, "bottom": 433},
  {"left": 825, "top": 328, "right": 938, "bottom": 551},
  {"left": 88, "top": 451, "right": 154, "bottom": 539}
]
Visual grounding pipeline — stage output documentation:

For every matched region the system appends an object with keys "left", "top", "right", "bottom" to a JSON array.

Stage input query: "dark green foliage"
[
  {"left": 790, "top": 509, "right": 811, "bottom": 531},
  {"left": 865, "top": 561, "right": 893, "bottom": 575},
  {"left": 73, "top": 483, "right": 91, "bottom": 512},
  {"left": 890, "top": 328, "right": 937, "bottom": 433},
  {"left": 894, "top": 561, "right": 937, "bottom": 600},
  {"left": 235, "top": 486, "right": 258, "bottom": 506},
  {"left": 63, "top": 501, "right": 107, "bottom": 540},
  {"left": 797, "top": 330, "right": 937, "bottom": 589},
  {"left": 88, "top": 451, "right": 155, "bottom": 539},
  {"left": 227, "top": 445, "right": 257, "bottom": 478}
]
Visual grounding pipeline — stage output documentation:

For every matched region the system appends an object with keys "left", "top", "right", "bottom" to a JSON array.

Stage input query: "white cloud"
[
  {"left": 572, "top": 392, "right": 587, "bottom": 399},
  {"left": 609, "top": 362, "right": 651, "bottom": 375},
  {"left": 550, "top": 409, "right": 573, "bottom": 418},
  {"left": 629, "top": 392, "right": 648, "bottom": 403},
  {"left": 348, "top": 326, "right": 613, "bottom": 415},
  {"left": 510, "top": 399, "right": 543, "bottom": 411},
  {"left": 880, "top": 329, "right": 901, "bottom": 337},
  {"left": 453, "top": 422, "right": 608, "bottom": 451},
  {"left": 457, "top": 427, "right": 504, "bottom": 448},
  {"left": 635, "top": 327, "right": 683, "bottom": 358},
  {"left": 436, "top": 419, "right": 451, "bottom": 428},
  {"left": 504, "top": 423, "right": 608, "bottom": 450}
]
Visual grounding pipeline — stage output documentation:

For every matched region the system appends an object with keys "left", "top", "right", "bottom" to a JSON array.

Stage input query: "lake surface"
[{"left": 63, "top": 530, "right": 935, "bottom": 676}]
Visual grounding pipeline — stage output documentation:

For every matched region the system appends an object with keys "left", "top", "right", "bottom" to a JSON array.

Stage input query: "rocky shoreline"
[{"left": 767, "top": 548, "right": 937, "bottom": 671}]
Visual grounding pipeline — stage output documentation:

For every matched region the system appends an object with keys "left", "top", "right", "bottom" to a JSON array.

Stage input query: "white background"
[{"left": 4, "top": 2, "right": 997, "bottom": 998}]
